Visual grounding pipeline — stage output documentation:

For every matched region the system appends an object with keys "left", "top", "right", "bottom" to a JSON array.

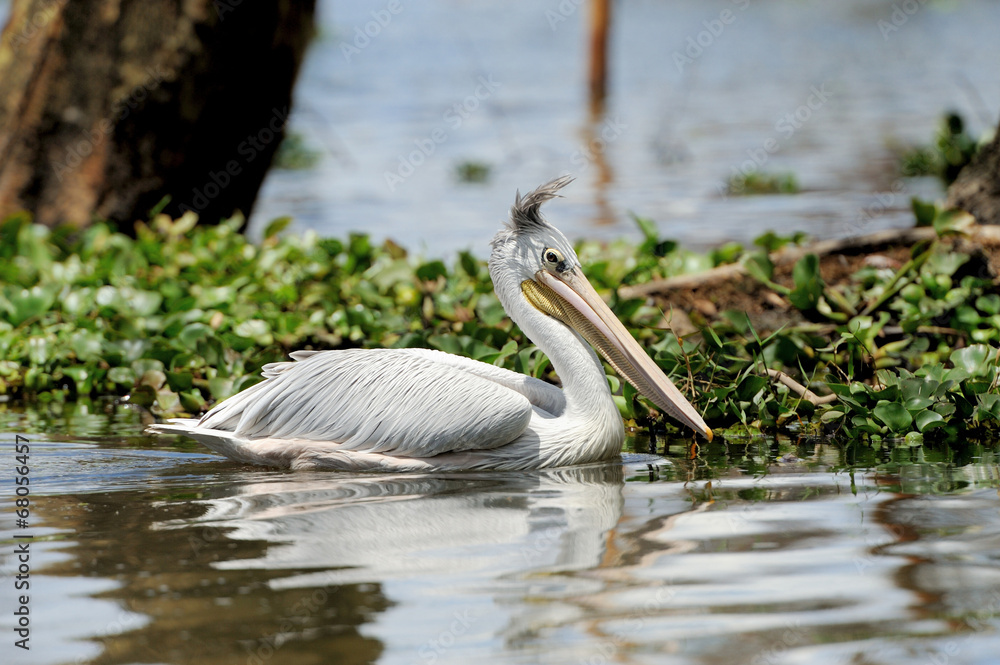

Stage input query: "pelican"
[{"left": 148, "top": 176, "right": 711, "bottom": 470}]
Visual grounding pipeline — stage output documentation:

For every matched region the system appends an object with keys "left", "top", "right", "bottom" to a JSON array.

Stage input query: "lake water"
[
  {"left": 2, "top": 401, "right": 999, "bottom": 665},
  {"left": 1, "top": 0, "right": 997, "bottom": 255},
  {"left": 248, "top": 0, "right": 1000, "bottom": 256}
]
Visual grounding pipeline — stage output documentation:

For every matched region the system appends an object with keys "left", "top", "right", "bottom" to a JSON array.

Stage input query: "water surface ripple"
[{"left": 2, "top": 417, "right": 998, "bottom": 665}]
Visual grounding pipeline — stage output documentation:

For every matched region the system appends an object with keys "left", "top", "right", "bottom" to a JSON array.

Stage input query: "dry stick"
[
  {"left": 765, "top": 369, "right": 838, "bottom": 405},
  {"left": 618, "top": 226, "right": 958, "bottom": 299}
]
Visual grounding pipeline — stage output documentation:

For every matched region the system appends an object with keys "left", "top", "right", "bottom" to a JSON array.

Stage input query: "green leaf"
[
  {"left": 789, "top": 254, "right": 823, "bottom": 310},
  {"left": 976, "top": 294, "right": 1000, "bottom": 316},
  {"left": 744, "top": 251, "right": 775, "bottom": 283},
  {"left": 233, "top": 319, "right": 272, "bottom": 345},
  {"left": 428, "top": 335, "right": 463, "bottom": 356},
  {"left": 179, "top": 323, "right": 214, "bottom": 349},
  {"left": 873, "top": 402, "right": 913, "bottom": 432},
  {"left": 166, "top": 371, "right": 194, "bottom": 392},
  {"left": 736, "top": 374, "right": 768, "bottom": 401},
  {"left": 108, "top": 367, "right": 136, "bottom": 388},
  {"left": 1, "top": 285, "right": 57, "bottom": 326},
  {"left": 416, "top": 261, "right": 448, "bottom": 282},
  {"left": 263, "top": 216, "right": 292, "bottom": 239},
  {"left": 950, "top": 344, "right": 992, "bottom": 377},
  {"left": 912, "top": 197, "right": 937, "bottom": 227},
  {"left": 914, "top": 410, "right": 945, "bottom": 432},
  {"left": 633, "top": 215, "right": 658, "bottom": 242}
]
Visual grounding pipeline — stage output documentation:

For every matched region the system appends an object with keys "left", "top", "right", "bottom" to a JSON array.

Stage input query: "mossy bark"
[
  {"left": 948, "top": 117, "right": 1000, "bottom": 225},
  {"left": 0, "top": 0, "right": 314, "bottom": 229}
]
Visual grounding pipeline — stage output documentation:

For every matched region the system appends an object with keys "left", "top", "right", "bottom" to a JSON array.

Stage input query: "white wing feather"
[{"left": 196, "top": 349, "right": 535, "bottom": 458}]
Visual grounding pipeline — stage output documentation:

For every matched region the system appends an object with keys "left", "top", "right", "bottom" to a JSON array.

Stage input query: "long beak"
[{"left": 523, "top": 268, "right": 712, "bottom": 441}]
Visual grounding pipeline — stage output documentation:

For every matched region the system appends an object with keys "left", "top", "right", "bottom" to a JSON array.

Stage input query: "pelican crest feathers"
[{"left": 507, "top": 175, "right": 574, "bottom": 233}]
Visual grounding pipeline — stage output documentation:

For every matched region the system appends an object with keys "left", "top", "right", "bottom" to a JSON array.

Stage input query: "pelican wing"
[{"left": 196, "top": 349, "right": 535, "bottom": 458}]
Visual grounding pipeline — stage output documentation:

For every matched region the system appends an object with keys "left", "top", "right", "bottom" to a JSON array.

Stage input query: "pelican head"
[{"left": 489, "top": 176, "right": 712, "bottom": 442}]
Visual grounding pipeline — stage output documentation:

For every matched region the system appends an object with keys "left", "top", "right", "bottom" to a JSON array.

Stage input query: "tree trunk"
[
  {"left": 947, "top": 116, "right": 1000, "bottom": 225},
  {"left": 0, "top": 0, "right": 314, "bottom": 229}
]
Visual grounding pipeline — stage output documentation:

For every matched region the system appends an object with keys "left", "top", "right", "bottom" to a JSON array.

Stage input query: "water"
[
  {"left": 2, "top": 401, "right": 999, "bottom": 665},
  {"left": 1, "top": 0, "right": 997, "bottom": 255},
  {"left": 249, "top": 0, "right": 1000, "bottom": 256}
]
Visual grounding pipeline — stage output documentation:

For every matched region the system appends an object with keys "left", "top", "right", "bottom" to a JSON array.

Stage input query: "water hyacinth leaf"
[
  {"left": 61, "top": 366, "right": 92, "bottom": 394},
  {"left": 179, "top": 389, "right": 207, "bottom": 413},
  {"left": 416, "top": 260, "right": 448, "bottom": 283},
  {"left": 736, "top": 374, "right": 768, "bottom": 401},
  {"left": 915, "top": 410, "right": 945, "bottom": 432},
  {"left": 124, "top": 288, "right": 163, "bottom": 316},
  {"left": 27, "top": 336, "right": 50, "bottom": 364},
  {"left": 108, "top": 367, "right": 136, "bottom": 388},
  {"left": 166, "top": 371, "right": 194, "bottom": 392},
  {"left": 820, "top": 409, "right": 846, "bottom": 422},
  {"left": 873, "top": 402, "right": 913, "bottom": 432},
  {"left": 153, "top": 389, "right": 182, "bottom": 415},
  {"left": 208, "top": 377, "right": 235, "bottom": 401},
  {"left": 459, "top": 251, "right": 480, "bottom": 278},
  {"left": 179, "top": 323, "right": 214, "bottom": 349},
  {"left": 233, "top": 319, "right": 272, "bottom": 345},
  {"left": 976, "top": 294, "right": 1000, "bottom": 315},
  {"left": 912, "top": 197, "right": 937, "bottom": 227},
  {"left": 976, "top": 393, "right": 1000, "bottom": 422},
  {"left": 1, "top": 285, "right": 57, "bottom": 326},
  {"left": 127, "top": 384, "right": 156, "bottom": 407},
  {"left": 140, "top": 369, "right": 167, "bottom": 390},
  {"left": 428, "top": 335, "right": 463, "bottom": 356},
  {"left": 949, "top": 344, "right": 992, "bottom": 377},
  {"left": 904, "top": 396, "right": 935, "bottom": 412}
]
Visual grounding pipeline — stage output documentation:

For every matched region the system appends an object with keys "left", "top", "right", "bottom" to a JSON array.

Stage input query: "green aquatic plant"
[
  {"left": 273, "top": 132, "right": 321, "bottom": 170},
  {"left": 454, "top": 161, "right": 492, "bottom": 183},
  {"left": 0, "top": 202, "right": 998, "bottom": 446},
  {"left": 726, "top": 171, "right": 800, "bottom": 196},
  {"left": 899, "top": 112, "right": 981, "bottom": 184}
]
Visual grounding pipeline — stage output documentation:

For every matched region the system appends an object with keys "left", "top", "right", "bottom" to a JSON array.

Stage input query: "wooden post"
[{"left": 588, "top": 0, "right": 611, "bottom": 114}]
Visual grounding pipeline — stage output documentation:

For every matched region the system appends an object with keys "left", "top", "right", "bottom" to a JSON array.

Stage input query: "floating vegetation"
[
  {"left": 726, "top": 171, "right": 800, "bottom": 196},
  {"left": 455, "top": 160, "right": 492, "bottom": 183},
  {"left": 274, "top": 132, "right": 321, "bottom": 170},
  {"left": 0, "top": 200, "right": 998, "bottom": 446},
  {"left": 899, "top": 112, "right": 981, "bottom": 184}
]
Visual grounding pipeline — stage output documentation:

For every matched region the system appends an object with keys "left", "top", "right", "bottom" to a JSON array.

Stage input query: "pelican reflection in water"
[{"left": 149, "top": 176, "right": 711, "bottom": 470}]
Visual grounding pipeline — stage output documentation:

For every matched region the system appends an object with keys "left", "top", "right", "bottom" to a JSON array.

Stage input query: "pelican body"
[{"left": 148, "top": 177, "right": 712, "bottom": 470}]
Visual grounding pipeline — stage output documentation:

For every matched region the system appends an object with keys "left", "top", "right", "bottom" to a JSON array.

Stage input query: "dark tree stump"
[
  {"left": 0, "top": 0, "right": 315, "bottom": 229},
  {"left": 948, "top": 117, "right": 1000, "bottom": 225}
]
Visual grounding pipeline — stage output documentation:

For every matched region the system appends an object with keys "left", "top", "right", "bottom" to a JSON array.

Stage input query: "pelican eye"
[{"left": 542, "top": 247, "right": 565, "bottom": 271}]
